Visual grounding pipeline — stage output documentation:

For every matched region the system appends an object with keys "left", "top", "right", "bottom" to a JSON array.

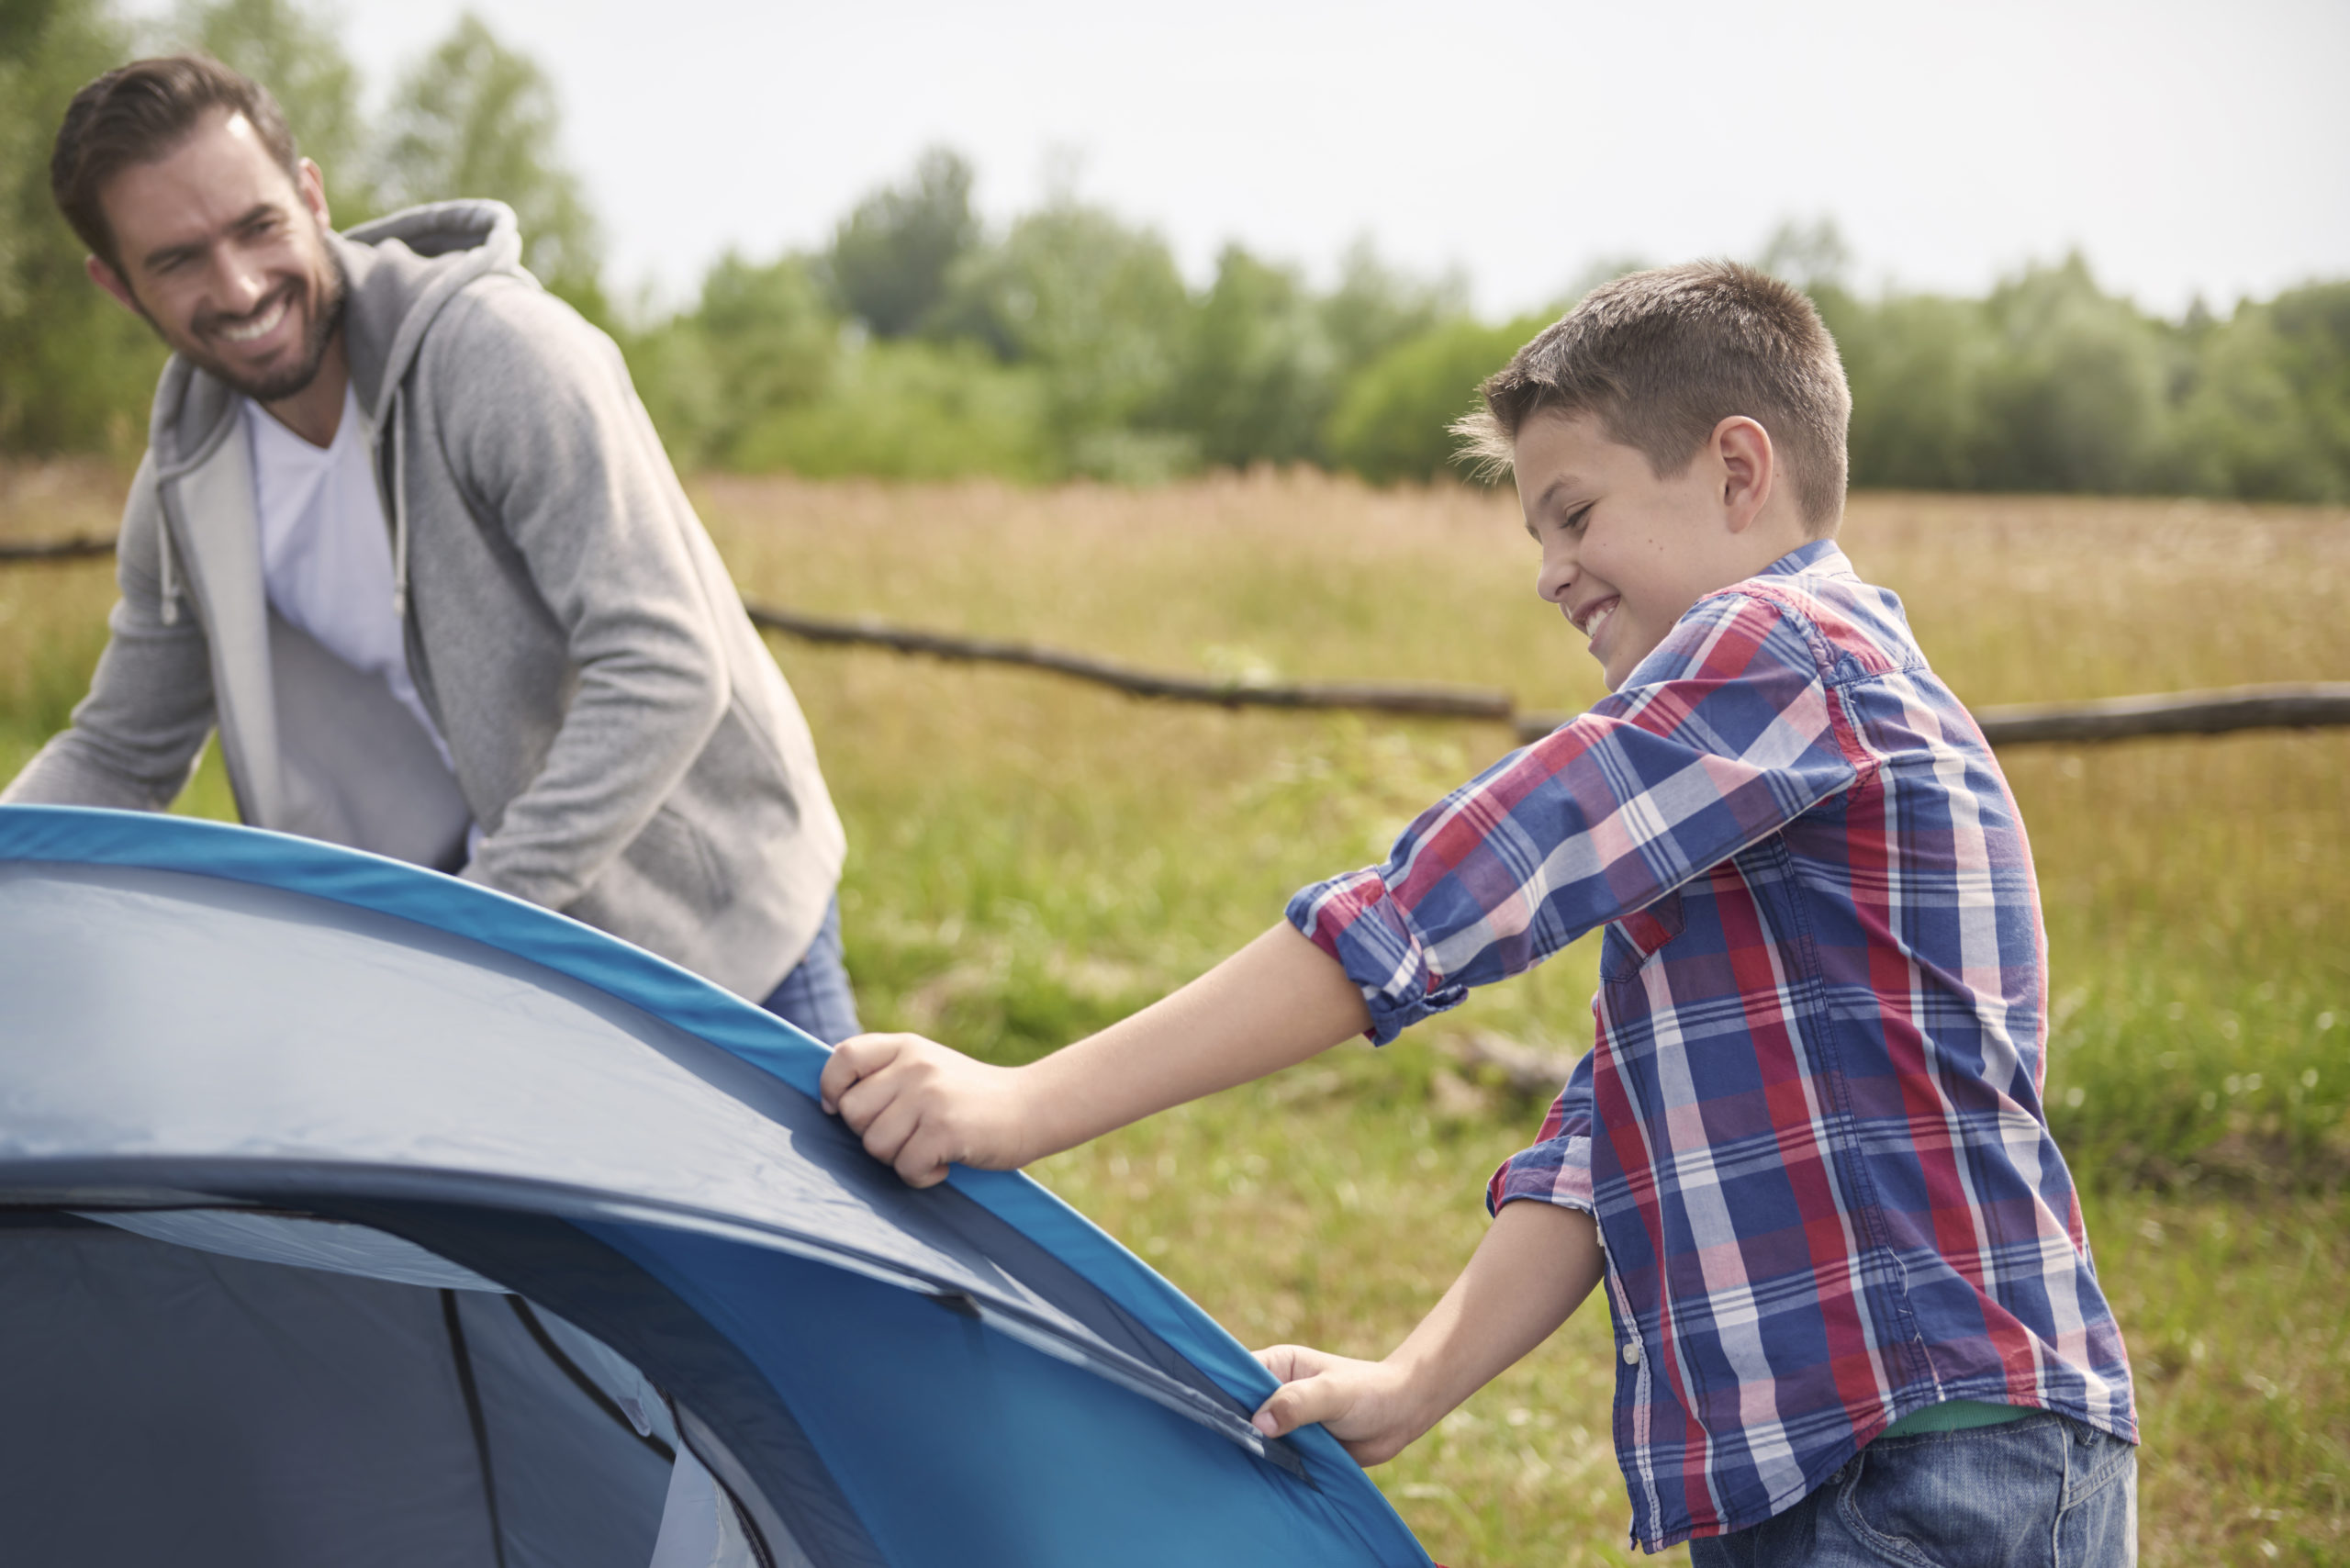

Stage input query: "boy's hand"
[
  {"left": 819, "top": 1033, "right": 1035, "bottom": 1188},
  {"left": 1248, "top": 1344, "right": 1430, "bottom": 1467}
]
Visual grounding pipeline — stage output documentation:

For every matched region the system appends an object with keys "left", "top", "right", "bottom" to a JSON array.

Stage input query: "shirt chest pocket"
[{"left": 1599, "top": 891, "right": 1686, "bottom": 984}]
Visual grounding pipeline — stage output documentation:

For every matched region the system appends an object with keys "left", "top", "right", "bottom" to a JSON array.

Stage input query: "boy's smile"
[{"left": 1513, "top": 409, "right": 1807, "bottom": 690}]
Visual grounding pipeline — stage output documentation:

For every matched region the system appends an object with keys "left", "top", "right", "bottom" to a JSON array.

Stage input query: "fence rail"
[
  {"left": 0, "top": 534, "right": 115, "bottom": 564},
  {"left": 8, "top": 532, "right": 2344, "bottom": 746},
  {"left": 743, "top": 603, "right": 1516, "bottom": 720},
  {"left": 1514, "top": 683, "right": 2350, "bottom": 746}
]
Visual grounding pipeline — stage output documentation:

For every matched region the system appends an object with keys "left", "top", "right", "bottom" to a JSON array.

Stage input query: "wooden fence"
[
  {"left": 746, "top": 605, "right": 2350, "bottom": 748},
  {"left": 8, "top": 534, "right": 2345, "bottom": 747}
]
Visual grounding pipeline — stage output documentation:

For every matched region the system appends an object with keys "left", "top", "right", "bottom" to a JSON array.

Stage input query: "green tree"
[
  {"left": 1161, "top": 244, "right": 1334, "bottom": 468},
  {"left": 1324, "top": 315, "right": 1542, "bottom": 485},
  {"left": 2172, "top": 282, "right": 2350, "bottom": 502},
  {"left": 0, "top": 0, "right": 166, "bottom": 457},
  {"left": 1976, "top": 256, "right": 2174, "bottom": 492},
  {"left": 824, "top": 147, "right": 978, "bottom": 339},
  {"left": 1757, "top": 216, "right": 1853, "bottom": 296},
  {"left": 1318, "top": 240, "right": 1466, "bottom": 386},
  {"left": 375, "top": 11, "right": 603, "bottom": 318},
  {"left": 729, "top": 338, "right": 1048, "bottom": 483},
  {"left": 626, "top": 249, "right": 841, "bottom": 469},
  {"left": 169, "top": 0, "right": 379, "bottom": 223},
  {"left": 935, "top": 200, "right": 1193, "bottom": 478},
  {"left": 1833, "top": 290, "right": 2000, "bottom": 491}
]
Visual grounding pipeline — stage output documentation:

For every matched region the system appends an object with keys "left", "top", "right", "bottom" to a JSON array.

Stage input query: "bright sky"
[{"left": 175, "top": 0, "right": 2350, "bottom": 318}]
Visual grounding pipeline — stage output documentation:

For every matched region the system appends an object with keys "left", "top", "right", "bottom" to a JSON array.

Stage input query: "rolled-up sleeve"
[
  {"left": 1286, "top": 588, "right": 1859, "bottom": 1045},
  {"left": 1487, "top": 1046, "right": 1599, "bottom": 1216}
]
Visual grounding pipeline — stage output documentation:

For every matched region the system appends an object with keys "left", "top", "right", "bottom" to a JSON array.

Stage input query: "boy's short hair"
[
  {"left": 51, "top": 54, "right": 300, "bottom": 275},
  {"left": 1455, "top": 262, "right": 1852, "bottom": 534}
]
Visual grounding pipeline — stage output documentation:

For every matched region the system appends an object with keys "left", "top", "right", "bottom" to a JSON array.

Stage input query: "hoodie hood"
[
  {"left": 141, "top": 199, "right": 531, "bottom": 628},
  {"left": 145, "top": 199, "right": 530, "bottom": 478},
  {"left": 335, "top": 199, "right": 529, "bottom": 429}
]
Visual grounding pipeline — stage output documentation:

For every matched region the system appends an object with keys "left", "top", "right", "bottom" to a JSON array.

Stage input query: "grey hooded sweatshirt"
[{"left": 3, "top": 201, "right": 846, "bottom": 1001}]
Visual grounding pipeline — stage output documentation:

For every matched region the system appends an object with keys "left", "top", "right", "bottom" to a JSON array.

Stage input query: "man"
[{"left": 6, "top": 54, "right": 858, "bottom": 1041}]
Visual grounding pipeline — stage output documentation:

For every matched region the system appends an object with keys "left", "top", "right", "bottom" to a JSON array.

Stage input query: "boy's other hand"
[
  {"left": 819, "top": 1033, "right": 1033, "bottom": 1188},
  {"left": 1249, "top": 1344, "right": 1428, "bottom": 1467}
]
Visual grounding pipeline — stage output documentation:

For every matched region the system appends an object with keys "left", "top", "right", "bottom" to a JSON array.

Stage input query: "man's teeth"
[
  {"left": 1582, "top": 602, "right": 1613, "bottom": 639},
  {"left": 218, "top": 298, "right": 288, "bottom": 343}
]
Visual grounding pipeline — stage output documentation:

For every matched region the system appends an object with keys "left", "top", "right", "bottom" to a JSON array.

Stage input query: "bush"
[
  {"left": 1324, "top": 316, "right": 1541, "bottom": 485},
  {"left": 726, "top": 338, "right": 1050, "bottom": 483}
]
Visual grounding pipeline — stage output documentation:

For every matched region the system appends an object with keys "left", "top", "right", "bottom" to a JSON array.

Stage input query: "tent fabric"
[
  {"left": 0, "top": 1213, "right": 675, "bottom": 1568},
  {"left": 81, "top": 1207, "right": 510, "bottom": 1291},
  {"left": 0, "top": 805, "right": 1431, "bottom": 1568}
]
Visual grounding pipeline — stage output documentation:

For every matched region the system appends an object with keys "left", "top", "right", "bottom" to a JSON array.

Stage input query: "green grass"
[{"left": 4, "top": 464, "right": 2344, "bottom": 1562}]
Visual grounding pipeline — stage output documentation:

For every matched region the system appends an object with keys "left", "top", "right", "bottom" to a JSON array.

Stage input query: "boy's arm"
[
  {"left": 820, "top": 922, "right": 1370, "bottom": 1187},
  {"left": 1250, "top": 1199, "right": 1604, "bottom": 1465},
  {"left": 826, "top": 591, "right": 1851, "bottom": 1185}
]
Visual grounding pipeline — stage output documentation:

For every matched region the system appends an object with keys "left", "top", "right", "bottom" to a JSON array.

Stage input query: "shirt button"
[{"left": 1622, "top": 1340, "right": 1641, "bottom": 1365}]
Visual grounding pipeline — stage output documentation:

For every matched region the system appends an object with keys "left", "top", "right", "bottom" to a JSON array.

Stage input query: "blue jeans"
[
  {"left": 1688, "top": 1413, "right": 2137, "bottom": 1568},
  {"left": 757, "top": 895, "right": 862, "bottom": 1046}
]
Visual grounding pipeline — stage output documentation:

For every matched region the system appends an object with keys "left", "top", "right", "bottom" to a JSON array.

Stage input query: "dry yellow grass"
[{"left": 3, "top": 463, "right": 2344, "bottom": 1563}]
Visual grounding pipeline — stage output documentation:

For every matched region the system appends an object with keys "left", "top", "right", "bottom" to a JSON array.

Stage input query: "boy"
[{"left": 820, "top": 263, "right": 2138, "bottom": 1562}]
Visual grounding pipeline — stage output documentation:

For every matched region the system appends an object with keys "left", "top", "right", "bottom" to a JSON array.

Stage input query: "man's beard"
[{"left": 178, "top": 247, "right": 349, "bottom": 404}]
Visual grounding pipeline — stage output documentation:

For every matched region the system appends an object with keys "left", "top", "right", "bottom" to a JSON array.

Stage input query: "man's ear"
[
  {"left": 297, "top": 158, "right": 331, "bottom": 232},
  {"left": 85, "top": 253, "right": 142, "bottom": 317},
  {"left": 1713, "top": 417, "right": 1775, "bottom": 534}
]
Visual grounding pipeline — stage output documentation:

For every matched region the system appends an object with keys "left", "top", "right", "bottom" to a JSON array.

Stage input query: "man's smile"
[{"left": 211, "top": 292, "right": 290, "bottom": 344}]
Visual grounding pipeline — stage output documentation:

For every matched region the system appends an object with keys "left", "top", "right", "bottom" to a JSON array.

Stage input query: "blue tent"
[{"left": 0, "top": 805, "right": 1431, "bottom": 1568}]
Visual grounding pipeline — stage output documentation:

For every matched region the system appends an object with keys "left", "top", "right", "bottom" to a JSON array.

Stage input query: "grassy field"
[{"left": 3, "top": 464, "right": 2344, "bottom": 1563}]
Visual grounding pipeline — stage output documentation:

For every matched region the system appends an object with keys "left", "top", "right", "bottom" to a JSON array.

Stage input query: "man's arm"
[
  {"left": 820, "top": 921, "right": 1369, "bottom": 1187},
  {"left": 1248, "top": 1198, "right": 1604, "bottom": 1464},
  {"left": 424, "top": 284, "right": 730, "bottom": 911},
  {"left": 3, "top": 458, "right": 217, "bottom": 812}
]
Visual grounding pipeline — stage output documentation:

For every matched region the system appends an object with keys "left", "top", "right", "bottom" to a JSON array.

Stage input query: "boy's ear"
[{"left": 1713, "top": 417, "right": 1775, "bottom": 534}]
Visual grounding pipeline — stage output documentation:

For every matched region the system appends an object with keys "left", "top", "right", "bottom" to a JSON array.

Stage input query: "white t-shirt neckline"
[{"left": 242, "top": 384, "right": 453, "bottom": 767}]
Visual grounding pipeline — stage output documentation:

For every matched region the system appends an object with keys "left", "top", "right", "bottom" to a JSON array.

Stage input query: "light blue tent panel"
[{"left": 0, "top": 805, "right": 1431, "bottom": 1568}]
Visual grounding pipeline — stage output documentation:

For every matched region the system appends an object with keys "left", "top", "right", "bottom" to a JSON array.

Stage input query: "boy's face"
[{"left": 1514, "top": 410, "right": 1776, "bottom": 690}]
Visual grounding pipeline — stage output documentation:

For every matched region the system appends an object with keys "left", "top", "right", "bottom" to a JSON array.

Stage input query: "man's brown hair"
[
  {"left": 1454, "top": 262, "right": 1852, "bottom": 533},
  {"left": 50, "top": 54, "right": 300, "bottom": 274}
]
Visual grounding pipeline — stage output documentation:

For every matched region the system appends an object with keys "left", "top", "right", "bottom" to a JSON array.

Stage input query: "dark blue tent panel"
[{"left": 0, "top": 806, "right": 1430, "bottom": 1568}]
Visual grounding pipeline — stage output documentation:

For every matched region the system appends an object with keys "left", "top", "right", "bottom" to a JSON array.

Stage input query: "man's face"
[
  {"left": 88, "top": 109, "right": 343, "bottom": 403},
  {"left": 1514, "top": 410, "right": 1744, "bottom": 691}
]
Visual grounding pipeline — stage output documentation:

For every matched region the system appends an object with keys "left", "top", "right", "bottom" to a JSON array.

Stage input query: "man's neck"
[{"left": 259, "top": 330, "right": 351, "bottom": 448}]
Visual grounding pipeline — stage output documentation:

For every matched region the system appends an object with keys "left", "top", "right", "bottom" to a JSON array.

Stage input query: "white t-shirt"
[{"left": 242, "top": 386, "right": 454, "bottom": 767}]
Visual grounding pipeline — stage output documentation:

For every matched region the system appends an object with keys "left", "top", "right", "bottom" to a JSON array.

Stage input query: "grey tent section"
[
  {"left": 6, "top": 1214, "right": 706, "bottom": 1567},
  {"left": 0, "top": 806, "right": 1431, "bottom": 1568}
]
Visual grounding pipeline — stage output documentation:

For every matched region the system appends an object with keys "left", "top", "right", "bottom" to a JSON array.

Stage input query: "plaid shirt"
[{"left": 1288, "top": 542, "right": 2135, "bottom": 1552}]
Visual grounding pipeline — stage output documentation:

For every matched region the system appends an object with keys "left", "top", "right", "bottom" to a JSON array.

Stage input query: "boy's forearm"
[
  {"left": 1248, "top": 1199, "right": 1606, "bottom": 1462},
  {"left": 821, "top": 921, "right": 1371, "bottom": 1186},
  {"left": 1022, "top": 922, "right": 1371, "bottom": 1157},
  {"left": 1385, "top": 1201, "right": 1605, "bottom": 1431}
]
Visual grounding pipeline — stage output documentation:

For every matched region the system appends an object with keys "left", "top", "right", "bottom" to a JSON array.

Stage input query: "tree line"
[{"left": 6, "top": 0, "right": 2347, "bottom": 501}]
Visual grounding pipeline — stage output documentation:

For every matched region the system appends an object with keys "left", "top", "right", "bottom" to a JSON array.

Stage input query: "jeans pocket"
[
  {"left": 2056, "top": 1431, "right": 2138, "bottom": 1568},
  {"left": 1832, "top": 1450, "right": 1946, "bottom": 1568},
  {"left": 1834, "top": 1422, "right": 2070, "bottom": 1568}
]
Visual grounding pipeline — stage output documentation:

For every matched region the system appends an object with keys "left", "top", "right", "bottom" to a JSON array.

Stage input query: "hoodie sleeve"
[
  {"left": 416, "top": 281, "right": 731, "bottom": 912},
  {"left": 1, "top": 455, "right": 218, "bottom": 812}
]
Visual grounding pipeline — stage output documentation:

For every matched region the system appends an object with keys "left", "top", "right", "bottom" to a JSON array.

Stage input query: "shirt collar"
[{"left": 1760, "top": 537, "right": 1853, "bottom": 581}]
